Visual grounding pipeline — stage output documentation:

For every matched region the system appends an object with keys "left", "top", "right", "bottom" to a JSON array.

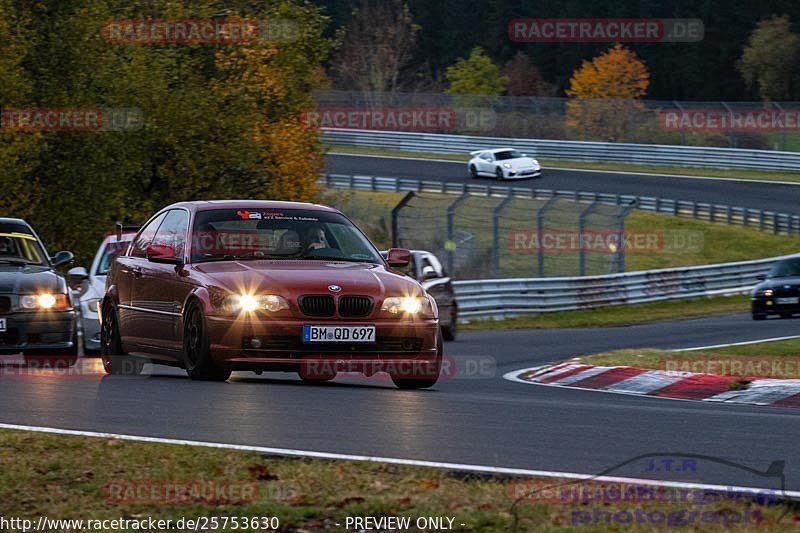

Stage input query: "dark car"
[
  {"left": 382, "top": 250, "right": 458, "bottom": 341},
  {"left": 0, "top": 218, "right": 76, "bottom": 362},
  {"left": 101, "top": 201, "right": 442, "bottom": 388},
  {"left": 752, "top": 257, "right": 800, "bottom": 320}
]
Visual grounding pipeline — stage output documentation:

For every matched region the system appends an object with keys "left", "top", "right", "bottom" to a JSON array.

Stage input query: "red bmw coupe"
[{"left": 100, "top": 201, "right": 441, "bottom": 388}]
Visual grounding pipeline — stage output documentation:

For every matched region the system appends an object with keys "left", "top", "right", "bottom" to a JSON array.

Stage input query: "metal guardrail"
[
  {"left": 321, "top": 174, "right": 800, "bottom": 235},
  {"left": 452, "top": 254, "right": 793, "bottom": 320},
  {"left": 319, "top": 174, "right": 797, "bottom": 320},
  {"left": 323, "top": 128, "right": 800, "bottom": 172}
]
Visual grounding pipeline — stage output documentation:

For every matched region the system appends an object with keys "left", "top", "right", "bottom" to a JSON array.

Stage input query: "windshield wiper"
[
  {"left": 0, "top": 258, "right": 34, "bottom": 265},
  {"left": 196, "top": 252, "right": 285, "bottom": 263},
  {"left": 301, "top": 255, "right": 378, "bottom": 264}
]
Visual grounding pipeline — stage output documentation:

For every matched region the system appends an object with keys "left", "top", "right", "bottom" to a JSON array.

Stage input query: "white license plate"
[
  {"left": 303, "top": 325, "right": 375, "bottom": 343},
  {"left": 0, "top": 318, "right": 5, "bottom": 332},
  {"left": 776, "top": 297, "right": 799, "bottom": 305}
]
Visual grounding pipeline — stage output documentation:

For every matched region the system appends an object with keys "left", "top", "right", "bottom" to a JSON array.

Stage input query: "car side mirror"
[
  {"left": 146, "top": 244, "right": 182, "bottom": 265},
  {"left": 421, "top": 265, "right": 438, "bottom": 281},
  {"left": 756, "top": 274, "right": 766, "bottom": 281},
  {"left": 386, "top": 248, "right": 411, "bottom": 267},
  {"left": 67, "top": 266, "right": 89, "bottom": 288},
  {"left": 51, "top": 251, "right": 74, "bottom": 267}
]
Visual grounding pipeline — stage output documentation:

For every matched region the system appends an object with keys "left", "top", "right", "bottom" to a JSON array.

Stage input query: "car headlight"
[
  {"left": 221, "top": 293, "right": 290, "bottom": 314},
  {"left": 762, "top": 289, "right": 774, "bottom": 297},
  {"left": 381, "top": 296, "right": 435, "bottom": 318},
  {"left": 20, "top": 293, "right": 70, "bottom": 310},
  {"left": 86, "top": 298, "right": 100, "bottom": 313},
  {"left": 502, "top": 163, "right": 512, "bottom": 169}
]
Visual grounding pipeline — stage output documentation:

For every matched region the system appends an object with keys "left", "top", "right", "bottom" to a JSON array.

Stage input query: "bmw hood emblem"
[{"left": 328, "top": 284, "right": 342, "bottom": 293}]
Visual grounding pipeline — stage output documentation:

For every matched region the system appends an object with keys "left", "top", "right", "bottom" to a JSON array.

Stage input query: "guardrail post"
[
  {"left": 537, "top": 195, "right": 560, "bottom": 277},
  {"left": 391, "top": 191, "right": 416, "bottom": 248},
  {"left": 614, "top": 200, "right": 638, "bottom": 273},
  {"left": 774, "top": 213, "right": 780, "bottom": 234},
  {"left": 759, "top": 210, "right": 765, "bottom": 231},
  {"left": 578, "top": 201, "right": 601, "bottom": 276},
  {"left": 492, "top": 194, "right": 515, "bottom": 277},
  {"left": 446, "top": 192, "right": 471, "bottom": 276}
]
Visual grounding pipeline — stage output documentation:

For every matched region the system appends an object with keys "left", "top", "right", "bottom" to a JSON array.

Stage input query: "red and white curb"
[{"left": 504, "top": 361, "right": 800, "bottom": 408}]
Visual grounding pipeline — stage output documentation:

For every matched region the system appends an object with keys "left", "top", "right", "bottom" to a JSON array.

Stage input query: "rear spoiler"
[
  {"left": 469, "top": 150, "right": 483, "bottom": 156},
  {"left": 116, "top": 222, "right": 140, "bottom": 242}
]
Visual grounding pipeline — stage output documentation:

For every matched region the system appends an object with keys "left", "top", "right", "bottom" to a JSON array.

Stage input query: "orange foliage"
[
  {"left": 259, "top": 119, "right": 321, "bottom": 202},
  {"left": 565, "top": 44, "right": 650, "bottom": 141}
]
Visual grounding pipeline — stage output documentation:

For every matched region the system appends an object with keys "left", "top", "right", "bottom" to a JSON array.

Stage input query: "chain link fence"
[
  {"left": 311, "top": 90, "right": 800, "bottom": 151},
  {"left": 392, "top": 192, "right": 635, "bottom": 279}
]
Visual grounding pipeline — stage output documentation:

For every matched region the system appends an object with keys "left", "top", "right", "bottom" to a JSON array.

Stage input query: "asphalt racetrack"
[{"left": 2, "top": 312, "right": 798, "bottom": 491}]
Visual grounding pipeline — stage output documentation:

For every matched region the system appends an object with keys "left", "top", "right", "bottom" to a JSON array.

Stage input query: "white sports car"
[{"left": 468, "top": 148, "right": 541, "bottom": 180}]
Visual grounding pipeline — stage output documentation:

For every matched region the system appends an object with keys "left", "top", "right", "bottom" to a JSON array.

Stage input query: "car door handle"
[{"left": 131, "top": 266, "right": 143, "bottom": 278}]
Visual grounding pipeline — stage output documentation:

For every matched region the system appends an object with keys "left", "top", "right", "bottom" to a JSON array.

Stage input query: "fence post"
[
  {"left": 493, "top": 194, "right": 516, "bottom": 277},
  {"left": 446, "top": 192, "right": 471, "bottom": 276},
  {"left": 390, "top": 191, "right": 416, "bottom": 248},
  {"left": 614, "top": 200, "right": 638, "bottom": 273},
  {"left": 537, "top": 195, "right": 560, "bottom": 277},
  {"left": 578, "top": 201, "right": 601, "bottom": 276}
]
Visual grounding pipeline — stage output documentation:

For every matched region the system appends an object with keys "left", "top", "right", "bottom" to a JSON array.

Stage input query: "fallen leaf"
[
  {"left": 418, "top": 479, "right": 439, "bottom": 490},
  {"left": 248, "top": 464, "right": 278, "bottom": 481}
]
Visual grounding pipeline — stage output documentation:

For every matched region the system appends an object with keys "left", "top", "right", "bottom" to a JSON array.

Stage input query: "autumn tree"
[
  {"left": 445, "top": 47, "right": 508, "bottom": 96},
  {"left": 0, "top": 0, "right": 42, "bottom": 221},
  {"left": 0, "top": 0, "right": 333, "bottom": 264},
  {"left": 329, "top": 0, "right": 420, "bottom": 97},
  {"left": 565, "top": 44, "right": 649, "bottom": 142},
  {"left": 739, "top": 15, "right": 800, "bottom": 101},
  {"left": 502, "top": 52, "right": 554, "bottom": 97}
]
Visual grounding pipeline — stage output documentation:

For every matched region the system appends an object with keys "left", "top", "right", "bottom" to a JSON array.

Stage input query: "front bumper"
[
  {"left": 81, "top": 307, "right": 101, "bottom": 351},
  {"left": 752, "top": 297, "right": 800, "bottom": 316},
  {"left": 206, "top": 315, "right": 439, "bottom": 371},
  {"left": 0, "top": 310, "right": 76, "bottom": 354},
  {"left": 504, "top": 167, "right": 541, "bottom": 179}
]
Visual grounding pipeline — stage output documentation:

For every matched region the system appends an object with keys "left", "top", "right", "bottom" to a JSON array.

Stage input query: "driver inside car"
[
  {"left": 304, "top": 227, "right": 330, "bottom": 252},
  {"left": 0, "top": 236, "right": 18, "bottom": 257}
]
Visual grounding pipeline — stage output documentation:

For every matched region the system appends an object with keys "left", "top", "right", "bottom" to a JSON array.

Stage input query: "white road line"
[
  {"left": 1, "top": 422, "right": 797, "bottom": 500},
  {"left": 674, "top": 335, "right": 800, "bottom": 352},
  {"left": 328, "top": 152, "right": 800, "bottom": 187}
]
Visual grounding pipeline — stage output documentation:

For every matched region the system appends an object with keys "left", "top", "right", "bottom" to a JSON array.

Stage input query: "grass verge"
[
  {"left": 327, "top": 145, "right": 800, "bottom": 184},
  {"left": 463, "top": 295, "right": 749, "bottom": 331},
  {"left": 583, "top": 337, "right": 800, "bottom": 379},
  {"left": 1, "top": 428, "right": 797, "bottom": 531}
]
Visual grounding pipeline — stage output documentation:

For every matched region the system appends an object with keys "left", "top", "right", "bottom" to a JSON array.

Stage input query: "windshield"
[
  {"left": 768, "top": 259, "right": 800, "bottom": 278},
  {"left": 95, "top": 239, "right": 132, "bottom": 275},
  {"left": 191, "top": 208, "right": 384, "bottom": 264},
  {"left": 0, "top": 229, "right": 46, "bottom": 265},
  {"left": 494, "top": 150, "right": 523, "bottom": 160}
]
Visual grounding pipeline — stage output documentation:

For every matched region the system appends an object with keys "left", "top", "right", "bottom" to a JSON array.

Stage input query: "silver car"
[
  {"left": 68, "top": 232, "right": 135, "bottom": 353},
  {"left": 468, "top": 148, "right": 541, "bottom": 180}
]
